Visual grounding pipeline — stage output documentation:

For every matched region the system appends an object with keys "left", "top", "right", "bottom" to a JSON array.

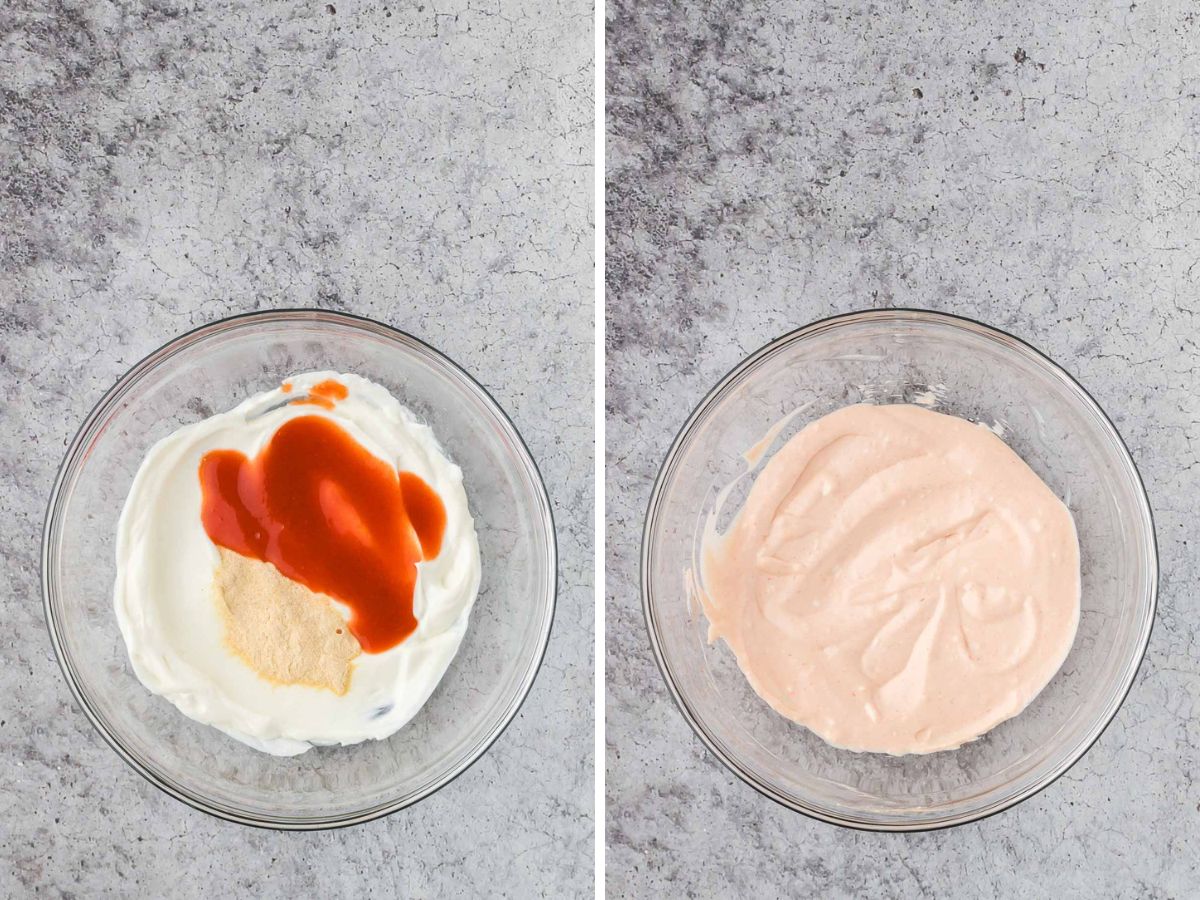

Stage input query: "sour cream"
[{"left": 114, "top": 371, "right": 481, "bottom": 755}]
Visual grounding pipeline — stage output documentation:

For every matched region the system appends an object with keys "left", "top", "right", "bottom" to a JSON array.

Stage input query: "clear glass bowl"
[
  {"left": 643, "top": 309, "right": 1156, "bottom": 831},
  {"left": 43, "top": 309, "right": 556, "bottom": 829}
]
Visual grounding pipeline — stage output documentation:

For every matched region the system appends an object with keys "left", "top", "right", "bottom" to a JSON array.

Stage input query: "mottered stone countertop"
[
  {"left": 607, "top": 1, "right": 1198, "bottom": 897},
  {"left": 0, "top": 1, "right": 592, "bottom": 896}
]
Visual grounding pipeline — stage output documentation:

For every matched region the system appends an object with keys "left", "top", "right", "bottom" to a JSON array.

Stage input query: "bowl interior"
[
  {"left": 646, "top": 312, "right": 1155, "bottom": 829},
  {"left": 45, "top": 312, "right": 554, "bottom": 827}
]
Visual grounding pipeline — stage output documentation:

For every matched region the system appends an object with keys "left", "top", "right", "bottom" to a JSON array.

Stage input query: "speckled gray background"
[
  {"left": 607, "top": 1, "right": 1197, "bottom": 897},
  {"left": 0, "top": 0, "right": 591, "bottom": 896}
]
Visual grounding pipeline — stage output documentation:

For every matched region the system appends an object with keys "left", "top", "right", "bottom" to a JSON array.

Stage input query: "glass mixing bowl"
[
  {"left": 43, "top": 309, "right": 556, "bottom": 829},
  {"left": 643, "top": 309, "right": 1156, "bottom": 830}
]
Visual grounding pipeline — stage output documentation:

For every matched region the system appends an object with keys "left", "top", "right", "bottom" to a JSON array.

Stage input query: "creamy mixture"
[
  {"left": 699, "top": 404, "right": 1080, "bottom": 755},
  {"left": 115, "top": 371, "right": 481, "bottom": 755}
]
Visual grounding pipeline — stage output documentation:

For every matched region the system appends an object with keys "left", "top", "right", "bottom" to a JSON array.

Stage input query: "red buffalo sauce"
[
  {"left": 198, "top": 415, "right": 446, "bottom": 653},
  {"left": 290, "top": 378, "right": 348, "bottom": 410}
]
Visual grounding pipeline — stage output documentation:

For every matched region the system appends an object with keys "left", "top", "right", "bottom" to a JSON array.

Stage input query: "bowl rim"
[
  {"left": 41, "top": 307, "right": 558, "bottom": 831},
  {"left": 641, "top": 307, "right": 1158, "bottom": 832}
]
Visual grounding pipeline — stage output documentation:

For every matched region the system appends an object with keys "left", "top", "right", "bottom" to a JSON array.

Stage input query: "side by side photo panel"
[{"left": 606, "top": 0, "right": 1190, "bottom": 896}]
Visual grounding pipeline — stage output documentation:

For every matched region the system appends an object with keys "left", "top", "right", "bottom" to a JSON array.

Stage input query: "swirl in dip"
[
  {"left": 114, "top": 372, "right": 481, "bottom": 755},
  {"left": 699, "top": 403, "right": 1080, "bottom": 755}
]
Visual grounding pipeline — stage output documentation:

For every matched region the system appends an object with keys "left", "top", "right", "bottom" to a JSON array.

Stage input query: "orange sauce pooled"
[
  {"left": 290, "top": 379, "right": 348, "bottom": 410},
  {"left": 198, "top": 415, "right": 446, "bottom": 653}
]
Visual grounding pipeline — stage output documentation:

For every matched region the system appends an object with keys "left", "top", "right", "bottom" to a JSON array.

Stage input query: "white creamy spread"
[
  {"left": 114, "top": 371, "right": 482, "bottom": 755},
  {"left": 699, "top": 403, "right": 1081, "bottom": 755}
]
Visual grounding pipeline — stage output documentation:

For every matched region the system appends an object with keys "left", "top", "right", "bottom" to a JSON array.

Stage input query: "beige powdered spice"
[{"left": 212, "top": 548, "right": 361, "bottom": 694}]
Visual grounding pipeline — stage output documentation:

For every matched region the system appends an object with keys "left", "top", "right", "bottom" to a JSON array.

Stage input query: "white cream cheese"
[{"left": 114, "top": 371, "right": 482, "bottom": 756}]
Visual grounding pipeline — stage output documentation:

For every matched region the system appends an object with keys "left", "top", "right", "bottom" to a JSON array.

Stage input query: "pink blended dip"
[{"left": 699, "top": 404, "right": 1081, "bottom": 755}]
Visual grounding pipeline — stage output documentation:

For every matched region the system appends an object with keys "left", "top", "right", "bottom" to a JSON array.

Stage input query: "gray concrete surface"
[
  {"left": 607, "top": 1, "right": 1198, "bottom": 896},
  {"left": 0, "top": 1, "right": 592, "bottom": 896}
]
